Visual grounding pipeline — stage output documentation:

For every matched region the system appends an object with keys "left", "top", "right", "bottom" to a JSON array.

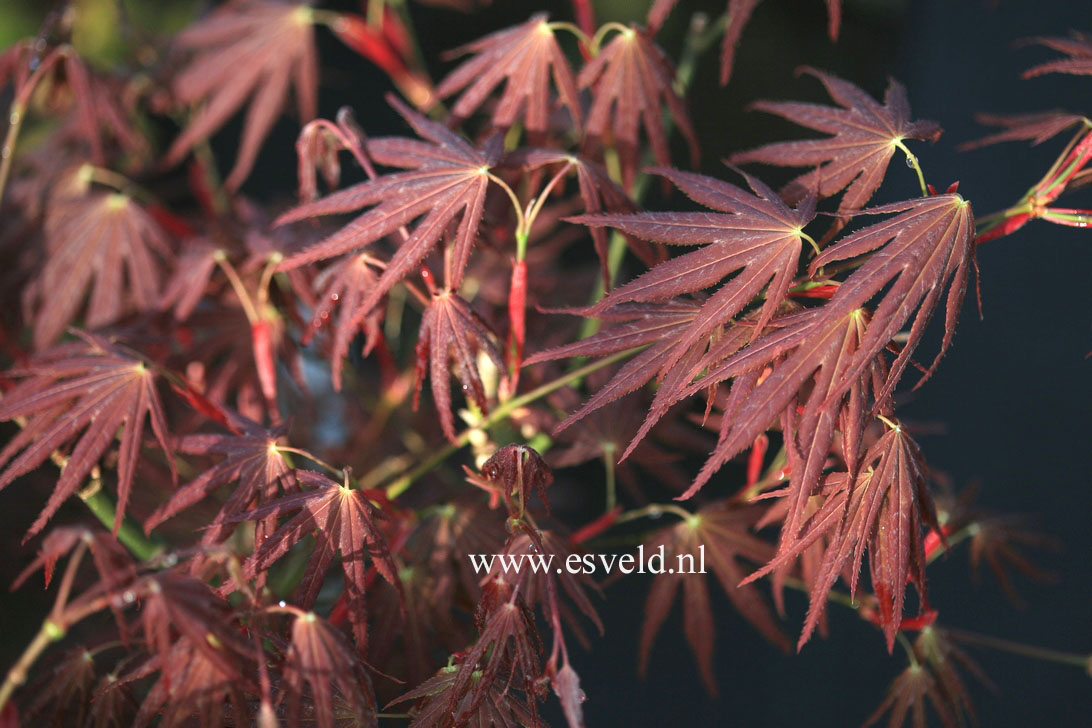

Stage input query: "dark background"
[{"left": 1, "top": 1, "right": 1089, "bottom": 726}]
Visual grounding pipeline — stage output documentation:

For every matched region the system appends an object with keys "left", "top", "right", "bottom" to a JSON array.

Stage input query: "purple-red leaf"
[
  {"left": 639, "top": 501, "right": 787, "bottom": 694},
  {"left": 0, "top": 333, "right": 174, "bottom": 538},
  {"left": 578, "top": 26, "right": 698, "bottom": 189},
  {"left": 166, "top": 0, "right": 319, "bottom": 190},
  {"left": 414, "top": 291, "right": 505, "bottom": 443},
  {"left": 277, "top": 97, "right": 498, "bottom": 312},
  {"left": 31, "top": 187, "right": 172, "bottom": 350},
  {"left": 1022, "top": 31, "right": 1092, "bottom": 78},
  {"left": 229, "top": 471, "right": 400, "bottom": 652},
  {"left": 436, "top": 13, "right": 582, "bottom": 134},
  {"left": 732, "top": 68, "right": 941, "bottom": 214}
]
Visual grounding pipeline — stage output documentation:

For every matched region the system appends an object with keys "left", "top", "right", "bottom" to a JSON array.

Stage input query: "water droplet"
[
  {"left": 122, "top": 590, "right": 135, "bottom": 604},
  {"left": 329, "top": 293, "right": 339, "bottom": 302},
  {"left": 905, "top": 155, "right": 916, "bottom": 168},
  {"left": 278, "top": 600, "right": 287, "bottom": 608},
  {"left": 9, "top": 111, "right": 20, "bottom": 125}
]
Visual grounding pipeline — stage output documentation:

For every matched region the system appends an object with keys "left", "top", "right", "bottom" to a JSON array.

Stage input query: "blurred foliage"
[{"left": 0, "top": 0, "right": 202, "bottom": 65}]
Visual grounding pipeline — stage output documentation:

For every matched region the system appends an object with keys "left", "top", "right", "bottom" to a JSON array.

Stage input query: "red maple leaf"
[{"left": 0, "top": 333, "right": 174, "bottom": 538}]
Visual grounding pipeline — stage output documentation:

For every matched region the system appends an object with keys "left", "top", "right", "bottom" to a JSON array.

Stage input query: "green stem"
[
  {"left": 0, "top": 100, "right": 26, "bottom": 208},
  {"left": 944, "top": 628, "right": 1091, "bottom": 671},
  {"left": 0, "top": 621, "right": 60, "bottom": 712},
  {"left": 383, "top": 349, "right": 637, "bottom": 499},
  {"left": 602, "top": 444, "right": 617, "bottom": 513},
  {"left": 894, "top": 140, "right": 928, "bottom": 197},
  {"left": 614, "top": 502, "right": 693, "bottom": 525},
  {"left": 79, "top": 485, "right": 163, "bottom": 561}
]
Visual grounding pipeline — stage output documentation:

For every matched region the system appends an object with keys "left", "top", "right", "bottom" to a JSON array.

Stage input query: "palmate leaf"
[
  {"left": 307, "top": 252, "right": 385, "bottom": 391},
  {"left": 390, "top": 665, "right": 540, "bottom": 728},
  {"left": 960, "top": 111, "right": 1091, "bottom": 151},
  {"left": 523, "top": 299, "right": 701, "bottom": 431},
  {"left": 572, "top": 167, "right": 816, "bottom": 373},
  {"left": 656, "top": 192, "right": 973, "bottom": 505},
  {"left": 578, "top": 26, "right": 699, "bottom": 189},
  {"left": 435, "top": 13, "right": 582, "bottom": 134},
  {"left": 166, "top": 0, "right": 319, "bottom": 190},
  {"left": 227, "top": 471, "right": 400, "bottom": 652},
  {"left": 31, "top": 188, "right": 172, "bottom": 350},
  {"left": 639, "top": 501, "right": 787, "bottom": 694},
  {"left": 743, "top": 423, "right": 939, "bottom": 651},
  {"left": 0, "top": 333, "right": 174, "bottom": 538},
  {"left": 144, "top": 418, "right": 295, "bottom": 551},
  {"left": 731, "top": 68, "right": 941, "bottom": 214},
  {"left": 1022, "top": 31, "right": 1092, "bottom": 78},
  {"left": 415, "top": 291, "right": 505, "bottom": 443},
  {"left": 131, "top": 640, "right": 248, "bottom": 728},
  {"left": 277, "top": 97, "right": 499, "bottom": 313},
  {"left": 283, "top": 610, "right": 377, "bottom": 728}
]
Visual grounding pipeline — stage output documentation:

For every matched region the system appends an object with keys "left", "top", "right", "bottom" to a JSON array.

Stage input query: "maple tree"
[{"left": 0, "top": 1, "right": 1088, "bottom": 727}]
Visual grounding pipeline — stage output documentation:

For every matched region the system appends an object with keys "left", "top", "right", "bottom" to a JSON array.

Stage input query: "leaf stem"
[
  {"left": 383, "top": 349, "right": 635, "bottom": 499},
  {"left": 944, "top": 628, "right": 1091, "bottom": 671},
  {"left": 213, "top": 251, "right": 260, "bottom": 324},
  {"left": 614, "top": 502, "right": 693, "bottom": 525},
  {"left": 590, "top": 22, "right": 631, "bottom": 56},
  {"left": 894, "top": 140, "right": 928, "bottom": 197},
  {"left": 78, "top": 482, "right": 163, "bottom": 561},
  {"left": 0, "top": 622, "right": 60, "bottom": 712}
]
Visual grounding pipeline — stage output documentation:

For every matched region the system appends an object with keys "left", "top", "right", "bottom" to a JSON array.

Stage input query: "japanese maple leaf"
[
  {"left": 731, "top": 68, "right": 941, "bottom": 215},
  {"left": 307, "top": 252, "right": 385, "bottom": 390},
  {"left": 657, "top": 192, "right": 973, "bottom": 507},
  {"left": 166, "top": 0, "right": 319, "bottom": 190},
  {"left": 227, "top": 470, "right": 400, "bottom": 652},
  {"left": 578, "top": 25, "right": 699, "bottom": 189},
  {"left": 415, "top": 290, "right": 505, "bottom": 442},
  {"left": 960, "top": 111, "right": 1091, "bottom": 150},
  {"left": 31, "top": 188, "right": 172, "bottom": 350},
  {"left": 1022, "top": 31, "right": 1092, "bottom": 78},
  {"left": 436, "top": 13, "right": 582, "bottom": 134},
  {"left": 133, "top": 571, "right": 254, "bottom": 685},
  {"left": 639, "top": 501, "right": 787, "bottom": 694},
  {"left": 444, "top": 578, "right": 543, "bottom": 724},
  {"left": 743, "top": 422, "right": 940, "bottom": 651},
  {"left": 144, "top": 419, "right": 295, "bottom": 552},
  {"left": 277, "top": 97, "right": 500, "bottom": 314},
  {"left": 572, "top": 167, "right": 816, "bottom": 374},
  {"left": 0, "top": 333, "right": 174, "bottom": 538},
  {"left": 131, "top": 640, "right": 248, "bottom": 728},
  {"left": 390, "top": 665, "right": 539, "bottom": 728},
  {"left": 282, "top": 609, "right": 377, "bottom": 728},
  {"left": 523, "top": 299, "right": 701, "bottom": 431}
]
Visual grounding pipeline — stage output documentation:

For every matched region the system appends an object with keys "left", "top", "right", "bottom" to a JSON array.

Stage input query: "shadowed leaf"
[
  {"left": 0, "top": 333, "right": 174, "bottom": 538},
  {"left": 166, "top": 0, "right": 319, "bottom": 190}
]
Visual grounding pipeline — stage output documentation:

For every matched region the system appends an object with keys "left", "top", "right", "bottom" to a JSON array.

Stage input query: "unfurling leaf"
[{"left": 414, "top": 291, "right": 505, "bottom": 442}]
